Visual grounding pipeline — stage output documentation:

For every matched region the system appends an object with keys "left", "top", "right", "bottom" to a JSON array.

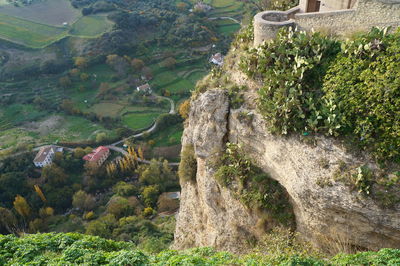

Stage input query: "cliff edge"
[{"left": 173, "top": 65, "right": 400, "bottom": 253}]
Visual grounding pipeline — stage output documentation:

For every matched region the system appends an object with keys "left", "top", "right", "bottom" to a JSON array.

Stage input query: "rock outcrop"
[{"left": 174, "top": 85, "right": 400, "bottom": 252}]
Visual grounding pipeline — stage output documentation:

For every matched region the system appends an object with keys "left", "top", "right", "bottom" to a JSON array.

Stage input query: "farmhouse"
[
  {"left": 33, "top": 145, "right": 63, "bottom": 168},
  {"left": 83, "top": 146, "right": 110, "bottom": 167},
  {"left": 210, "top": 53, "right": 224, "bottom": 66},
  {"left": 136, "top": 83, "right": 152, "bottom": 94},
  {"left": 254, "top": 0, "right": 400, "bottom": 45},
  {"left": 193, "top": 2, "right": 213, "bottom": 12}
]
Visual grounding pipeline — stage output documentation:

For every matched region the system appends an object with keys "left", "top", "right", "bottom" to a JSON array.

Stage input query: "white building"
[
  {"left": 33, "top": 146, "right": 57, "bottom": 168},
  {"left": 136, "top": 83, "right": 152, "bottom": 94},
  {"left": 194, "top": 2, "right": 212, "bottom": 12},
  {"left": 210, "top": 53, "right": 224, "bottom": 66}
]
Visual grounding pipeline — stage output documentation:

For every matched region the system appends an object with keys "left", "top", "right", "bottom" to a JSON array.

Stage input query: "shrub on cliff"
[
  {"left": 215, "top": 143, "right": 295, "bottom": 227},
  {"left": 323, "top": 27, "right": 400, "bottom": 162},
  {"left": 241, "top": 27, "right": 400, "bottom": 162},
  {"left": 240, "top": 28, "right": 340, "bottom": 135},
  {"left": 178, "top": 144, "right": 197, "bottom": 183}
]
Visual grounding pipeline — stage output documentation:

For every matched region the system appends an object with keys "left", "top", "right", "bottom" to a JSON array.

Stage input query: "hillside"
[{"left": 1, "top": 232, "right": 399, "bottom": 265}]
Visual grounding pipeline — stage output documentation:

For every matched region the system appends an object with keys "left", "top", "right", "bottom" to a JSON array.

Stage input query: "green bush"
[
  {"left": 323, "top": 27, "right": 400, "bottom": 162},
  {"left": 241, "top": 28, "right": 340, "bottom": 135},
  {"left": 215, "top": 143, "right": 294, "bottom": 226},
  {"left": 241, "top": 27, "right": 400, "bottom": 163},
  {"left": 178, "top": 145, "right": 197, "bottom": 183},
  {"left": 0, "top": 232, "right": 400, "bottom": 265}
]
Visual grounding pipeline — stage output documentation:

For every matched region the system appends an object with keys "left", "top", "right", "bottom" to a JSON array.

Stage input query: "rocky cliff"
[{"left": 173, "top": 66, "right": 400, "bottom": 252}]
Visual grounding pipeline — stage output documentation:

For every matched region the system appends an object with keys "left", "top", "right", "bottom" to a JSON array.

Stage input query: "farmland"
[
  {"left": 0, "top": 13, "right": 67, "bottom": 48},
  {"left": 70, "top": 15, "right": 114, "bottom": 37},
  {"left": 0, "top": 0, "right": 113, "bottom": 48},
  {"left": 0, "top": 0, "right": 248, "bottom": 160},
  {"left": 0, "top": 0, "right": 80, "bottom": 25}
]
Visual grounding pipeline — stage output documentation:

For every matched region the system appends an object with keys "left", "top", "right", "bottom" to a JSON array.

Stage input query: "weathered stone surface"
[
  {"left": 254, "top": 0, "right": 400, "bottom": 45},
  {"left": 174, "top": 85, "right": 400, "bottom": 252},
  {"left": 173, "top": 89, "right": 262, "bottom": 253}
]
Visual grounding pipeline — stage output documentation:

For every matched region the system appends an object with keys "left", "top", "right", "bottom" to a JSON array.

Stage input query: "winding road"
[
  {"left": 208, "top": 16, "right": 241, "bottom": 24},
  {"left": 110, "top": 94, "right": 175, "bottom": 146}
]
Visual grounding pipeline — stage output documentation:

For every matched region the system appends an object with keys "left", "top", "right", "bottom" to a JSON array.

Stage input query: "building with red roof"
[{"left": 83, "top": 146, "right": 110, "bottom": 167}]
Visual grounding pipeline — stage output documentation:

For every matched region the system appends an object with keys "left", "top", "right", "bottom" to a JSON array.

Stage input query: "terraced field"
[
  {"left": 0, "top": 13, "right": 67, "bottom": 48},
  {"left": 0, "top": 0, "right": 113, "bottom": 48}
]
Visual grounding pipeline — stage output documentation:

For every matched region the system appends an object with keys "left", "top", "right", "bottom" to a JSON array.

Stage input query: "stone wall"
[
  {"left": 296, "top": 0, "right": 400, "bottom": 33},
  {"left": 254, "top": 0, "right": 400, "bottom": 45}
]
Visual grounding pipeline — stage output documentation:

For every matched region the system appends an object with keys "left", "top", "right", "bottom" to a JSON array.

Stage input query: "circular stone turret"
[{"left": 253, "top": 9, "right": 298, "bottom": 46}]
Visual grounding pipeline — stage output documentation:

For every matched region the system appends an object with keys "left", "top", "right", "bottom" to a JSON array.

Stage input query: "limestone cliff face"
[{"left": 173, "top": 84, "right": 400, "bottom": 252}]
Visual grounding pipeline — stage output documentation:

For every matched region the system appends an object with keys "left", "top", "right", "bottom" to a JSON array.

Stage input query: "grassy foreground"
[{"left": 0, "top": 233, "right": 399, "bottom": 265}]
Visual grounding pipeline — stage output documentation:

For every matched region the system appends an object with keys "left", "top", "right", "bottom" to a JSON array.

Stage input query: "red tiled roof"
[{"left": 83, "top": 146, "right": 109, "bottom": 162}]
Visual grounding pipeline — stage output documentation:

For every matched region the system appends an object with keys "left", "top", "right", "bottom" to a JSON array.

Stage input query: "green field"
[
  {"left": 0, "top": 13, "right": 67, "bottom": 48},
  {"left": 216, "top": 23, "right": 241, "bottom": 35},
  {"left": 70, "top": 15, "right": 114, "bottom": 37},
  {"left": 122, "top": 113, "right": 160, "bottom": 130},
  {"left": 89, "top": 103, "right": 125, "bottom": 118},
  {"left": 149, "top": 124, "right": 184, "bottom": 147},
  {"left": 0, "top": 104, "right": 46, "bottom": 125},
  {"left": 0, "top": 115, "right": 116, "bottom": 149},
  {"left": 0, "top": 0, "right": 80, "bottom": 25},
  {"left": 0, "top": 1, "right": 113, "bottom": 47}
]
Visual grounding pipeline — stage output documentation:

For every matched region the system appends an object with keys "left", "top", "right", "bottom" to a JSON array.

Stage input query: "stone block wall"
[
  {"left": 254, "top": 0, "right": 400, "bottom": 46},
  {"left": 296, "top": 0, "right": 400, "bottom": 33}
]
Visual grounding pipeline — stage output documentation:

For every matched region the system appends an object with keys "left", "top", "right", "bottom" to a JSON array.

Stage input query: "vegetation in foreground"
[
  {"left": 0, "top": 232, "right": 399, "bottom": 265},
  {"left": 0, "top": 148, "right": 180, "bottom": 253}
]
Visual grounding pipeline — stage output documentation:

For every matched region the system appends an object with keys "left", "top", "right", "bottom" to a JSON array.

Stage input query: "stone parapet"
[
  {"left": 254, "top": 0, "right": 400, "bottom": 46},
  {"left": 254, "top": 7, "right": 300, "bottom": 46}
]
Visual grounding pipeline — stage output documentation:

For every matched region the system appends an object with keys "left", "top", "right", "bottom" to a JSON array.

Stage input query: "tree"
[
  {"left": 13, "top": 195, "right": 30, "bottom": 218},
  {"left": 178, "top": 99, "right": 190, "bottom": 119},
  {"left": 141, "top": 185, "right": 160, "bottom": 207},
  {"left": 73, "top": 147, "right": 86, "bottom": 159},
  {"left": 96, "top": 132, "right": 108, "bottom": 143},
  {"left": 131, "top": 58, "right": 144, "bottom": 71},
  {"left": 61, "top": 99, "right": 77, "bottom": 115},
  {"left": 39, "top": 207, "right": 54, "bottom": 219},
  {"left": 34, "top": 185, "right": 47, "bottom": 203},
  {"left": 41, "top": 164, "right": 68, "bottom": 187},
  {"left": 59, "top": 76, "right": 72, "bottom": 88},
  {"left": 72, "top": 190, "right": 96, "bottom": 211},
  {"left": 74, "top": 57, "right": 88, "bottom": 69},
  {"left": 113, "top": 181, "right": 137, "bottom": 197},
  {"left": 0, "top": 207, "right": 17, "bottom": 233},
  {"left": 85, "top": 214, "right": 117, "bottom": 238},
  {"left": 106, "top": 54, "right": 130, "bottom": 77},
  {"left": 161, "top": 57, "right": 177, "bottom": 69},
  {"left": 80, "top": 73, "right": 89, "bottom": 81},
  {"left": 106, "top": 196, "right": 133, "bottom": 218}
]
